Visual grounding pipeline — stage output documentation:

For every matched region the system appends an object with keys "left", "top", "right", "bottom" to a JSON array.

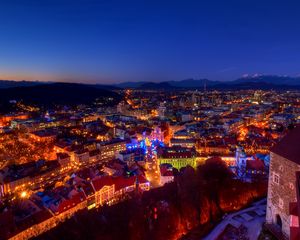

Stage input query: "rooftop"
[{"left": 271, "top": 125, "right": 300, "bottom": 165}]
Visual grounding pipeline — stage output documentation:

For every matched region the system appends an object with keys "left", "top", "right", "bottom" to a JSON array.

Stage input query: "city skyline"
[
  {"left": 1, "top": 0, "right": 300, "bottom": 83},
  {"left": 1, "top": 1, "right": 300, "bottom": 240}
]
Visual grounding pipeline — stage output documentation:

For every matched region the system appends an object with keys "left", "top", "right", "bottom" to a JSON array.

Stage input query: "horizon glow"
[{"left": 1, "top": 0, "right": 300, "bottom": 83}]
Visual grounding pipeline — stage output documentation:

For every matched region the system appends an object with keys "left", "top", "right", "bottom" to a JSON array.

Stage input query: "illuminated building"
[
  {"left": 73, "top": 149, "right": 90, "bottom": 164},
  {"left": 0, "top": 113, "right": 29, "bottom": 126},
  {"left": 82, "top": 114, "right": 102, "bottom": 123},
  {"left": 223, "top": 118, "right": 244, "bottom": 133},
  {"left": 91, "top": 175, "right": 150, "bottom": 207},
  {"left": 57, "top": 153, "right": 71, "bottom": 167},
  {"left": 98, "top": 139, "right": 127, "bottom": 160},
  {"left": 170, "top": 138, "right": 196, "bottom": 148},
  {"left": 8, "top": 188, "right": 88, "bottom": 240},
  {"left": 88, "top": 149, "right": 102, "bottom": 164},
  {"left": 149, "top": 126, "right": 164, "bottom": 143},
  {"left": 117, "top": 148, "right": 145, "bottom": 166},
  {"left": 1, "top": 200, "right": 55, "bottom": 240},
  {"left": 0, "top": 160, "right": 61, "bottom": 197},
  {"left": 179, "top": 112, "right": 193, "bottom": 122},
  {"left": 117, "top": 101, "right": 128, "bottom": 114},
  {"left": 2, "top": 174, "right": 150, "bottom": 239},
  {"left": 160, "top": 164, "right": 174, "bottom": 185},
  {"left": 30, "top": 130, "right": 57, "bottom": 142},
  {"left": 172, "top": 129, "right": 190, "bottom": 140},
  {"left": 197, "top": 142, "right": 231, "bottom": 155},
  {"left": 157, "top": 147, "right": 197, "bottom": 169},
  {"left": 157, "top": 102, "right": 166, "bottom": 118}
]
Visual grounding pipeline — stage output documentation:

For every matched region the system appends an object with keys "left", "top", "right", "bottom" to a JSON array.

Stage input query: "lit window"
[{"left": 273, "top": 173, "right": 280, "bottom": 184}]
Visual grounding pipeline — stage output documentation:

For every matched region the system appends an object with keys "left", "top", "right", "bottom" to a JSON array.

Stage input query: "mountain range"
[
  {"left": 1, "top": 75, "right": 300, "bottom": 91},
  {"left": 114, "top": 75, "right": 300, "bottom": 90}
]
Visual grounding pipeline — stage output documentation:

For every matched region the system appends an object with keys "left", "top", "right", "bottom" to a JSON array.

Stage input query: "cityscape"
[
  {"left": 0, "top": 85, "right": 299, "bottom": 240},
  {"left": 1, "top": 1, "right": 300, "bottom": 240}
]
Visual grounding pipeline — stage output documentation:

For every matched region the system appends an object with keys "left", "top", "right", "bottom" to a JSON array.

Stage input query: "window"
[
  {"left": 273, "top": 173, "right": 280, "bottom": 184},
  {"left": 279, "top": 198, "right": 284, "bottom": 209}
]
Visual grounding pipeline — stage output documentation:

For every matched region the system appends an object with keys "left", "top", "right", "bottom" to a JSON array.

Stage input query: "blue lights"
[
  {"left": 126, "top": 135, "right": 164, "bottom": 156},
  {"left": 126, "top": 143, "right": 139, "bottom": 150}
]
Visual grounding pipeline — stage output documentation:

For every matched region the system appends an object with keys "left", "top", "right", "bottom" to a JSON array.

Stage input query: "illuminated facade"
[
  {"left": 91, "top": 175, "right": 150, "bottom": 206},
  {"left": 157, "top": 147, "right": 197, "bottom": 169},
  {"left": 98, "top": 139, "right": 127, "bottom": 160}
]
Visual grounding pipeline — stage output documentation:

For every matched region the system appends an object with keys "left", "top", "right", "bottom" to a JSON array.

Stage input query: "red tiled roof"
[
  {"left": 91, "top": 176, "right": 114, "bottom": 191},
  {"left": 113, "top": 175, "right": 148, "bottom": 191},
  {"left": 56, "top": 191, "right": 86, "bottom": 214},
  {"left": 92, "top": 175, "right": 148, "bottom": 192},
  {"left": 75, "top": 168, "right": 95, "bottom": 180},
  {"left": 114, "top": 176, "right": 135, "bottom": 191},
  {"left": 271, "top": 125, "right": 300, "bottom": 165}
]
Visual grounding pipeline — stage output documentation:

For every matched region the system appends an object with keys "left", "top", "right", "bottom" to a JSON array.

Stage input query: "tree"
[{"left": 196, "top": 157, "right": 233, "bottom": 220}]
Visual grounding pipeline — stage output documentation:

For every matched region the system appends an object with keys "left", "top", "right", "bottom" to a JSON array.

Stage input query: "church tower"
[{"left": 235, "top": 146, "right": 247, "bottom": 179}]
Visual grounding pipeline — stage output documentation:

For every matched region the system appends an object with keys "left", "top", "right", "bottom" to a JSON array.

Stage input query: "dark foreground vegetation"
[{"left": 36, "top": 158, "right": 267, "bottom": 240}]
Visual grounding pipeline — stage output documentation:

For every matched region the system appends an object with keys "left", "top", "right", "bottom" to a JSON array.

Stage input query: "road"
[{"left": 145, "top": 145, "right": 161, "bottom": 188}]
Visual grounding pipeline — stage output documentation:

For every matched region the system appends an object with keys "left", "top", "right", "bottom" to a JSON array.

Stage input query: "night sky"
[{"left": 1, "top": 0, "right": 300, "bottom": 83}]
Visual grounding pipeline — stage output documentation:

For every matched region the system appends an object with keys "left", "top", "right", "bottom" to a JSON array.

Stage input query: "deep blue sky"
[{"left": 1, "top": 0, "right": 300, "bottom": 83}]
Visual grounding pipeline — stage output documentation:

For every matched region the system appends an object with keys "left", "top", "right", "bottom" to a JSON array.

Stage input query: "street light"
[{"left": 20, "top": 191, "right": 27, "bottom": 198}]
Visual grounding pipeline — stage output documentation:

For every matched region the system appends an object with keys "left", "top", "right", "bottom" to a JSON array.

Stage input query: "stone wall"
[{"left": 266, "top": 152, "right": 300, "bottom": 238}]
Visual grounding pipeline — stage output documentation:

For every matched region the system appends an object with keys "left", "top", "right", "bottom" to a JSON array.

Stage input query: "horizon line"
[{"left": 0, "top": 74, "right": 298, "bottom": 85}]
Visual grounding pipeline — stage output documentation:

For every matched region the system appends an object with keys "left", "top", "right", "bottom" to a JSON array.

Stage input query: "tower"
[{"left": 235, "top": 146, "right": 247, "bottom": 179}]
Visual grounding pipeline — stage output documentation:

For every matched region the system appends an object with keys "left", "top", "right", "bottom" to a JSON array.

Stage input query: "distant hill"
[
  {"left": 0, "top": 83, "right": 122, "bottom": 108},
  {"left": 115, "top": 75, "right": 300, "bottom": 90},
  {"left": 232, "top": 75, "right": 300, "bottom": 86},
  {"left": 0, "top": 80, "right": 47, "bottom": 89},
  {"left": 114, "top": 81, "right": 148, "bottom": 88},
  {"left": 116, "top": 79, "right": 215, "bottom": 89},
  {"left": 0, "top": 79, "right": 120, "bottom": 91},
  {"left": 138, "top": 82, "right": 176, "bottom": 90},
  {"left": 2, "top": 75, "right": 300, "bottom": 92},
  {"left": 168, "top": 78, "right": 219, "bottom": 88}
]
